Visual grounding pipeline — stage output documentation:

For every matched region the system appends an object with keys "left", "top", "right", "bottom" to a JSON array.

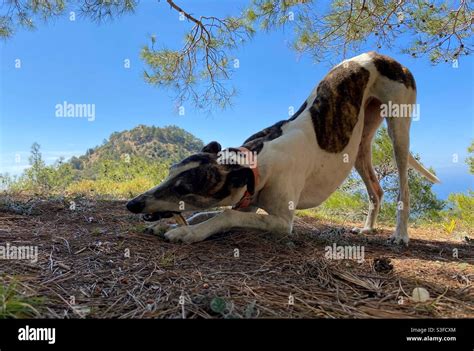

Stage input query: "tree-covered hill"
[{"left": 70, "top": 125, "right": 204, "bottom": 170}]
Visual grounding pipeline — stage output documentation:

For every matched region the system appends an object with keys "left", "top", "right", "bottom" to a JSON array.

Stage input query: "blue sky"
[{"left": 0, "top": 0, "right": 473, "bottom": 198}]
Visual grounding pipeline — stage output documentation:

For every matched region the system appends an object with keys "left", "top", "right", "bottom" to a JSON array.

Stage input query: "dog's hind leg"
[
  {"left": 385, "top": 95, "right": 414, "bottom": 246},
  {"left": 352, "top": 98, "right": 384, "bottom": 234}
]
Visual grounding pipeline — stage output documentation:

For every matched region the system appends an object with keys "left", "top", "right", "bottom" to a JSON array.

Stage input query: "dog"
[{"left": 126, "top": 52, "right": 439, "bottom": 245}]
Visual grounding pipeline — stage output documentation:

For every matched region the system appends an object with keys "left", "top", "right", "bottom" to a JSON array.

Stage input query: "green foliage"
[
  {"left": 249, "top": 0, "right": 471, "bottom": 63},
  {"left": 406, "top": 169, "right": 445, "bottom": 220},
  {"left": 7, "top": 143, "right": 77, "bottom": 195},
  {"left": 0, "top": 0, "right": 137, "bottom": 38},
  {"left": 96, "top": 157, "right": 167, "bottom": 183},
  {"left": 444, "top": 191, "right": 474, "bottom": 233},
  {"left": 5, "top": 152, "right": 168, "bottom": 199},
  {"left": 0, "top": 173, "right": 14, "bottom": 190},
  {"left": 373, "top": 128, "right": 444, "bottom": 221},
  {"left": 244, "top": 300, "right": 257, "bottom": 318},
  {"left": 467, "top": 140, "right": 474, "bottom": 175},
  {"left": 372, "top": 165, "right": 445, "bottom": 223},
  {"left": 298, "top": 189, "right": 366, "bottom": 222},
  {"left": 0, "top": 282, "right": 43, "bottom": 318},
  {"left": 1, "top": 1, "right": 64, "bottom": 38},
  {"left": 141, "top": 14, "right": 254, "bottom": 109},
  {"left": 372, "top": 127, "right": 395, "bottom": 179},
  {"left": 210, "top": 297, "right": 228, "bottom": 315},
  {"left": 66, "top": 156, "right": 169, "bottom": 199}
]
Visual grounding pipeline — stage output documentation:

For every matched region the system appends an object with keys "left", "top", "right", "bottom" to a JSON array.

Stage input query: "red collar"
[{"left": 232, "top": 147, "right": 259, "bottom": 210}]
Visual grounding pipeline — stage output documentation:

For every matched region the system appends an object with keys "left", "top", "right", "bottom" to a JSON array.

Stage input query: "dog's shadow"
[
  {"left": 299, "top": 224, "right": 473, "bottom": 264},
  {"left": 190, "top": 224, "right": 473, "bottom": 265}
]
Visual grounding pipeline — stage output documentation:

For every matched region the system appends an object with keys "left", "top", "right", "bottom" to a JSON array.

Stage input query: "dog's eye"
[{"left": 174, "top": 183, "right": 190, "bottom": 196}]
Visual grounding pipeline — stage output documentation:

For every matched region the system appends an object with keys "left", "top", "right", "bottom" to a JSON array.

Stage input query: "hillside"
[{"left": 70, "top": 125, "right": 204, "bottom": 169}]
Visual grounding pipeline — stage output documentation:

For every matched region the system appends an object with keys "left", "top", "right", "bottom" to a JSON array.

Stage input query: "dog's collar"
[{"left": 232, "top": 147, "right": 259, "bottom": 210}]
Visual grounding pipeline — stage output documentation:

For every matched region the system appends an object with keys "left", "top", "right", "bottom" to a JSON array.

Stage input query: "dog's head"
[{"left": 126, "top": 141, "right": 255, "bottom": 218}]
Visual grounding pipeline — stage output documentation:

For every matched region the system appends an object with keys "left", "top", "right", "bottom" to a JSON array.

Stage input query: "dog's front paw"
[
  {"left": 387, "top": 231, "right": 409, "bottom": 246},
  {"left": 164, "top": 226, "right": 204, "bottom": 243},
  {"left": 144, "top": 223, "right": 177, "bottom": 236}
]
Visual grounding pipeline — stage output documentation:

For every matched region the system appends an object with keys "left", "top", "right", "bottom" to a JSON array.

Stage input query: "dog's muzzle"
[{"left": 126, "top": 200, "right": 188, "bottom": 225}]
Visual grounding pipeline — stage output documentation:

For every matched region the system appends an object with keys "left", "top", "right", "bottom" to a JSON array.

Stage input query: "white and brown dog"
[{"left": 126, "top": 52, "right": 439, "bottom": 245}]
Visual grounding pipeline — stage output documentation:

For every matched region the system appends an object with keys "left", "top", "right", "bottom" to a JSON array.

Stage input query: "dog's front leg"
[
  {"left": 145, "top": 222, "right": 177, "bottom": 235},
  {"left": 164, "top": 209, "right": 292, "bottom": 243},
  {"left": 145, "top": 209, "right": 250, "bottom": 235},
  {"left": 186, "top": 210, "right": 222, "bottom": 225}
]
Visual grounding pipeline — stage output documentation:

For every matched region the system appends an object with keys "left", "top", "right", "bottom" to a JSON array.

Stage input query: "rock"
[{"left": 411, "top": 287, "right": 430, "bottom": 302}]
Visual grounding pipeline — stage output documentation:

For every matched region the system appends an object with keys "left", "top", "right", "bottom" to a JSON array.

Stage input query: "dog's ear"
[
  {"left": 228, "top": 167, "right": 255, "bottom": 194},
  {"left": 201, "top": 141, "right": 222, "bottom": 154}
]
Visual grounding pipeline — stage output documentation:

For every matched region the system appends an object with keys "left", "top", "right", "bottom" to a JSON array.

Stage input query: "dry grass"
[{"left": 0, "top": 197, "right": 472, "bottom": 318}]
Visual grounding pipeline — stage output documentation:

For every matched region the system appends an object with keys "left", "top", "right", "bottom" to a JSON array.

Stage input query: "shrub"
[{"left": 443, "top": 191, "right": 474, "bottom": 233}]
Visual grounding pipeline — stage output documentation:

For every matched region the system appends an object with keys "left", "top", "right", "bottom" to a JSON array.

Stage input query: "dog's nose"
[{"left": 126, "top": 199, "right": 145, "bottom": 214}]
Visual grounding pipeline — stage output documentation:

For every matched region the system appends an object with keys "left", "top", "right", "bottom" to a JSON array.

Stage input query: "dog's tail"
[{"left": 408, "top": 153, "right": 440, "bottom": 183}]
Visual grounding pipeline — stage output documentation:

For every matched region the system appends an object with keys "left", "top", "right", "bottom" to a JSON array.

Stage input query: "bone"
[{"left": 173, "top": 213, "right": 188, "bottom": 226}]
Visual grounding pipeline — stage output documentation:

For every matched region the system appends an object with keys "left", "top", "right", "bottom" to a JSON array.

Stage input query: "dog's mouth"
[
  {"left": 142, "top": 211, "right": 177, "bottom": 222},
  {"left": 142, "top": 211, "right": 188, "bottom": 226}
]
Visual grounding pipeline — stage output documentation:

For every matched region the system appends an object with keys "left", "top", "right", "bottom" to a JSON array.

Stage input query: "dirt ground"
[{"left": 0, "top": 197, "right": 472, "bottom": 318}]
